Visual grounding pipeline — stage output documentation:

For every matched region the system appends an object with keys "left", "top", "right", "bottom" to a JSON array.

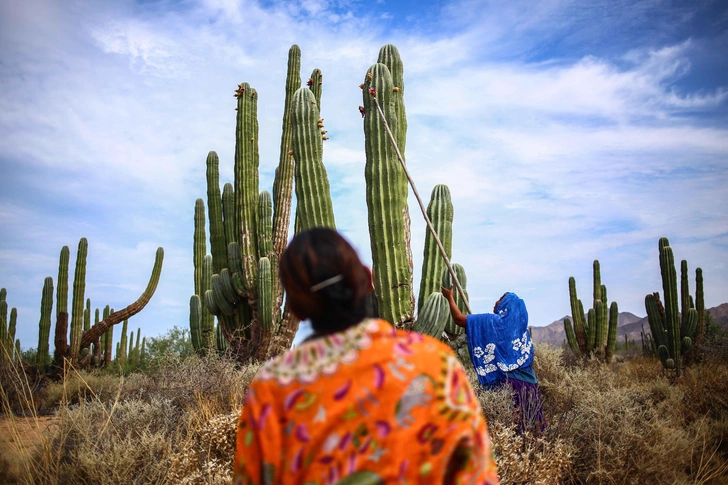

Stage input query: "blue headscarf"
[{"left": 465, "top": 292, "right": 534, "bottom": 386}]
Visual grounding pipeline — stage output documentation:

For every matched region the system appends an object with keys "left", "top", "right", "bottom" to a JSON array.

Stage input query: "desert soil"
[{"left": 0, "top": 415, "right": 58, "bottom": 478}]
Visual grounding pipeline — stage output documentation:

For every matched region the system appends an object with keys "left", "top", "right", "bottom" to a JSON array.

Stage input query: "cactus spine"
[
  {"left": 418, "top": 185, "right": 453, "bottom": 313},
  {"left": 37, "top": 276, "right": 54, "bottom": 366},
  {"left": 362, "top": 62, "right": 413, "bottom": 329},
  {"left": 291, "top": 87, "right": 336, "bottom": 230},
  {"left": 413, "top": 293, "right": 449, "bottom": 338},
  {"left": 69, "top": 238, "right": 88, "bottom": 363}
]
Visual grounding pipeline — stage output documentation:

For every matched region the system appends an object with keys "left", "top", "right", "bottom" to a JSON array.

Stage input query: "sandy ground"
[{"left": 0, "top": 415, "right": 58, "bottom": 479}]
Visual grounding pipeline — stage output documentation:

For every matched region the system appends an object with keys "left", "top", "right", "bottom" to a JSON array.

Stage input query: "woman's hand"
[{"left": 441, "top": 285, "right": 454, "bottom": 302}]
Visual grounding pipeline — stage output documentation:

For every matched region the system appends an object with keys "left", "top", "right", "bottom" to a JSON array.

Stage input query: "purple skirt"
[{"left": 506, "top": 378, "right": 546, "bottom": 433}]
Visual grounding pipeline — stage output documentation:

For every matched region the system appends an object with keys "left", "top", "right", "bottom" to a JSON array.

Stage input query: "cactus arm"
[
  {"left": 84, "top": 298, "right": 91, "bottom": 332},
  {"left": 207, "top": 152, "right": 227, "bottom": 274},
  {"left": 568, "top": 277, "right": 587, "bottom": 352},
  {"left": 56, "top": 246, "right": 69, "bottom": 316},
  {"left": 605, "top": 301, "right": 619, "bottom": 362},
  {"left": 80, "top": 248, "right": 164, "bottom": 349},
  {"left": 222, "top": 183, "right": 237, "bottom": 246},
  {"left": 659, "top": 241, "right": 681, "bottom": 375},
  {"left": 592, "top": 260, "right": 602, "bottom": 308},
  {"left": 69, "top": 238, "right": 88, "bottom": 363},
  {"left": 417, "top": 185, "right": 453, "bottom": 313},
  {"left": 309, "top": 68, "right": 322, "bottom": 109},
  {"left": 194, "top": 199, "right": 206, "bottom": 297},
  {"left": 190, "top": 295, "right": 202, "bottom": 352},
  {"left": 272, "top": 45, "right": 300, "bottom": 258},
  {"left": 442, "top": 264, "right": 467, "bottom": 336},
  {"left": 258, "top": 191, "right": 273, "bottom": 257},
  {"left": 234, "top": 82, "right": 260, "bottom": 295},
  {"left": 695, "top": 268, "right": 704, "bottom": 343},
  {"left": 594, "top": 300, "right": 607, "bottom": 358},
  {"left": 413, "top": 292, "right": 450, "bottom": 339},
  {"left": 363, "top": 63, "right": 413, "bottom": 328},
  {"left": 564, "top": 317, "right": 581, "bottom": 356},
  {"left": 103, "top": 306, "right": 113, "bottom": 366},
  {"left": 291, "top": 87, "right": 336, "bottom": 230},
  {"left": 680, "top": 260, "right": 690, "bottom": 330},
  {"left": 37, "top": 276, "right": 54, "bottom": 366}
]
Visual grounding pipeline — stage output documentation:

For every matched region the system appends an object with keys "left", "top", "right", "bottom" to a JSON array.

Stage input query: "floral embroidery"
[{"left": 234, "top": 319, "right": 499, "bottom": 485}]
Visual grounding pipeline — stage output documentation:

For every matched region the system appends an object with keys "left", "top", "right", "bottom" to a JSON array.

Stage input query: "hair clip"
[{"left": 310, "top": 274, "right": 344, "bottom": 292}]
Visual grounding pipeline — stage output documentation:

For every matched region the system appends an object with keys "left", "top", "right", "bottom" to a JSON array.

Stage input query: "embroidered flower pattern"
[{"left": 475, "top": 333, "right": 532, "bottom": 375}]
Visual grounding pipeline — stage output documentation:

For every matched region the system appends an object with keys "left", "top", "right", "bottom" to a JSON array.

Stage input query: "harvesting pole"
[{"left": 371, "top": 94, "right": 471, "bottom": 314}]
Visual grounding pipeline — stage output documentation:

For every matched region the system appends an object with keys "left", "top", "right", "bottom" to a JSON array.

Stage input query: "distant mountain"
[{"left": 529, "top": 304, "right": 728, "bottom": 347}]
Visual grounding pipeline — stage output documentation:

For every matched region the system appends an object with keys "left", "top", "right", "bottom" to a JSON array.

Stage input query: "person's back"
[{"left": 234, "top": 228, "right": 499, "bottom": 484}]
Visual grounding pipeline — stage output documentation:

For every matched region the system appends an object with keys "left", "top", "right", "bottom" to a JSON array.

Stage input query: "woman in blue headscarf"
[{"left": 441, "top": 287, "right": 545, "bottom": 432}]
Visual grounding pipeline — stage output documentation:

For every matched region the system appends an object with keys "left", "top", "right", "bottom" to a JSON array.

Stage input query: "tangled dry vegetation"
[{"left": 1, "top": 343, "right": 727, "bottom": 484}]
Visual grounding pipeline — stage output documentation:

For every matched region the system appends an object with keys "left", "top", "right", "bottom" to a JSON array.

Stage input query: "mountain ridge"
[{"left": 529, "top": 303, "right": 728, "bottom": 347}]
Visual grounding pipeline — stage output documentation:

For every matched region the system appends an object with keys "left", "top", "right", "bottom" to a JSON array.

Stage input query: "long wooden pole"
[{"left": 372, "top": 96, "right": 472, "bottom": 314}]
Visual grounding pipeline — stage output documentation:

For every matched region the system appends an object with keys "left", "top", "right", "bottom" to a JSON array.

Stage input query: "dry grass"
[{"left": 2, "top": 342, "right": 727, "bottom": 484}]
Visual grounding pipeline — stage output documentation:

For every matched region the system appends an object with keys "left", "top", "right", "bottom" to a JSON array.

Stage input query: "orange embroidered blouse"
[{"left": 234, "top": 318, "right": 499, "bottom": 485}]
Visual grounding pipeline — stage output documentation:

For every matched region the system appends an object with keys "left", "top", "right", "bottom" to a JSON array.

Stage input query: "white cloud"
[{"left": 1, "top": 0, "right": 727, "bottom": 352}]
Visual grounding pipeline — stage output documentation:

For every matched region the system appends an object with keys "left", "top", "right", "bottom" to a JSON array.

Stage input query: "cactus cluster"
[
  {"left": 0, "top": 289, "right": 19, "bottom": 363},
  {"left": 564, "top": 260, "right": 619, "bottom": 362},
  {"left": 644, "top": 237, "right": 703, "bottom": 376},
  {"left": 193, "top": 45, "right": 336, "bottom": 361}
]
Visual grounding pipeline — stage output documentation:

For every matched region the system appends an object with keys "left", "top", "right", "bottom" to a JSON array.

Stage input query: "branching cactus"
[
  {"left": 362, "top": 62, "right": 414, "bottom": 329},
  {"left": 418, "top": 184, "right": 453, "bottom": 314},
  {"left": 645, "top": 237, "right": 700, "bottom": 375},
  {"left": 564, "top": 260, "right": 618, "bottom": 362}
]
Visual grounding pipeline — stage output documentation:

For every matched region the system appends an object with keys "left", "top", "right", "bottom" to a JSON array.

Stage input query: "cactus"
[
  {"left": 645, "top": 237, "right": 701, "bottom": 375},
  {"left": 308, "top": 68, "right": 322, "bottom": 108},
  {"left": 441, "top": 264, "right": 468, "bottom": 337},
  {"left": 258, "top": 191, "right": 273, "bottom": 258},
  {"left": 695, "top": 267, "right": 705, "bottom": 344},
  {"left": 0, "top": 300, "right": 6, "bottom": 354},
  {"left": 201, "top": 254, "right": 218, "bottom": 349},
  {"left": 413, "top": 292, "right": 449, "bottom": 338},
  {"left": 222, "top": 183, "right": 237, "bottom": 246},
  {"left": 565, "top": 260, "right": 618, "bottom": 361},
  {"left": 362, "top": 62, "right": 414, "bottom": 329},
  {"left": 207, "top": 152, "right": 227, "bottom": 274},
  {"left": 190, "top": 295, "right": 202, "bottom": 352},
  {"left": 417, "top": 185, "right": 453, "bottom": 314},
  {"left": 291, "top": 87, "right": 336, "bottom": 231},
  {"left": 118, "top": 319, "right": 128, "bottom": 364},
  {"left": 37, "top": 277, "right": 54, "bottom": 366},
  {"left": 69, "top": 238, "right": 88, "bottom": 364},
  {"left": 140, "top": 337, "right": 146, "bottom": 365},
  {"left": 103, "top": 305, "right": 113, "bottom": 365},
  {"left": 258, "top": 257, "right": 273, "bottom": 332},
  {"left": 8, "top": 308, "right": 17, "bottom": 360},
  {"left": 234, "top": 82, "right": 260, "bottom": 295},
  {"left": 84, "top": 298, "right": 91, "bottom": 332}
]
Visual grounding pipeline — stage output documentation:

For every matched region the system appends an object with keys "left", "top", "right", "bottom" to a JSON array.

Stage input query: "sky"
[{"left": 1, "top": 0, "right": 727, "bottom": 353}]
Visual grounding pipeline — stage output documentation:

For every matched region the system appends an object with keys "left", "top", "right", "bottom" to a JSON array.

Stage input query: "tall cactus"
[
  {"left": 118, "top": 319, "right": 128, "bottom": 364},
  {"left": 291, "top": 87, "right": 336, "bottom": 230},
  {"left": 37, "top": 276, "right": 54, "bottom": 366},
  {"left": 207, "top": 152, "right": 227, "bottom": 274},
  {"left": 57, "top": 246, "right": 69, "bottom": 321},
  {"left": 565, "top": 260, "right": 618, "bottom": 361},
  {"left": 645, "top": 237, "right": 700, "bottom": 375},
  {"left": 69, "top": 238, "right": 88, "bottom": 363},
  {"left": 258, "top": 191, "right": 273, "bottom": 258},
  {"left": 258, "top": 257, "right": 273, "bottom": 333},
  {"left": 234, "top": 82, "right": 260, "bottom": 295},
  {"left": 695, "top": 268, "right": 705, "bottom": 344},
  {"left": 84, "top": 298, "right": 91, "bottom": 332},
  {"left": 308, "top": 68, "right": 322, "bottom": 108},
  {"left": 362, "top": 62, "right": 413, "bottom": 329},
  {"left": 8, "top": 308, "right": 17, "bottom": 360},
  {"left": 103, "top": 305, "right": 113, "bottom": 366},
  {"left": 417, "top": 185, "right": 453, "bottom": 313},
  {"left": 377, "top": 44, "right": 413, "bottom": 287}
]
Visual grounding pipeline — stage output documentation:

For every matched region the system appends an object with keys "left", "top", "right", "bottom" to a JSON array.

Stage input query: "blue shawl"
[{"left": 465, "top": 292, "right": 534, "bottom": 386}]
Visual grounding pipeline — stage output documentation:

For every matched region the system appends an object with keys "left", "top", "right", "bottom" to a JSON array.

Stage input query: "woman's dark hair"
[{"left": 279, "top": 228, "right": 373, "bottom": 336}]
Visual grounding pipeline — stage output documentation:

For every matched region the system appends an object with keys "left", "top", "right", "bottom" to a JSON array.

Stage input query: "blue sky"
[{"left": 1, "top": 0, "right": 727, "bottom": 352}]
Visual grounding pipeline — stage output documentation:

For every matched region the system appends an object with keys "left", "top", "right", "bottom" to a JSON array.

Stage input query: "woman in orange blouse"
[{"left": 234, "top": 228, "right": 499, "bottom": 484}]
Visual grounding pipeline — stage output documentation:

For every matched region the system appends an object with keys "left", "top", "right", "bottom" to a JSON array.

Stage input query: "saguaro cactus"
[
  {"left": 362, "top": 62, "right": 414, "bottom": 329},
  {"left": 442, "top": 264, "right": 468, "bottom": 337}
]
